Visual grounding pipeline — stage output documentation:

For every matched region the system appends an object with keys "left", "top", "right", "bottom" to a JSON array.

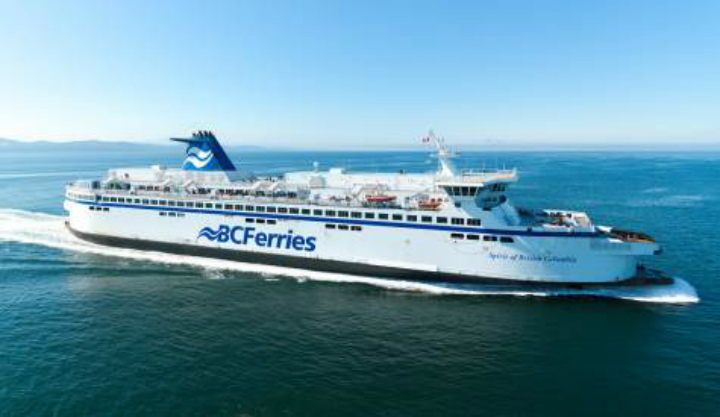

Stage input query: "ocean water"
[{"left": 0, "top": 148, "right": 718, "bottom": 416}]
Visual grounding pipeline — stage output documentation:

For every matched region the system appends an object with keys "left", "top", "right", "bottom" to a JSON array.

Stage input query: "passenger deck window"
[
  {"left": 467, "top": 219, "right": 481, "bottom": 226},
  {"left": 436, "top": 217, "right": 448, "bottom": 224},
  {"left": 364, "top": 212, "right": 375, "bottom": 219},
  {"left": 289, "top": 208, "right": 299, "bottom": 214},
  {"left": 483, "top": 235, "right": 498, "bottom": 242},
  {"left": 278, "top": 207, "right": 288, "bottom": 213},
  {"left": 325, "top": 224, "right": 336, "bottom": 229},
  {"left": 338, "top": 211, "right": 349, "bottom": 218},
  {"left": 500, "top": 236, "right": 514, "bottom": 243},
  {"left": 406, "top": 215, "right": 417, "bottom": 222},
  {"left": 352, "top": 212, "right": 362, "bottom": 219},
  {"left": 379, "top": 213, "right": 389, "bottom": 220},
  {"left": 467, "top": 234, "right": 480, "bottom": 241},
  {"left": 392, "top": 214, "right": 402, "bottom": 221},
  {"left": 325, "top": 210, "right": 336, "bottom": 217},
  {"left": 421, "top": 216, "right": 432, "bottom": 223},
  {"left": 267, "top": 206, "right": 277, "bottom": 213},
  {"left": 452, "top": 218, "right": 465, "bottom": 225},
  {"left": 302, "top": 209, "right": 311, "bottom": 215},
  {"left": 451, "top": 233, "right": 464, "bottom": 239},
  {"left": 313, "top": 209, "right": 323, "bottom": 216}
]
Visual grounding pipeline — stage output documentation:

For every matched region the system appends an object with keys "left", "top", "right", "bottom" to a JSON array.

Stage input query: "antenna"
[{"left": 423, "top": 129, "right": 458, "bottom": 177}]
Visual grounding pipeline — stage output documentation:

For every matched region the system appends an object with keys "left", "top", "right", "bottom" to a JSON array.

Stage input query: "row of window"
[
  {"left": 325, "top": 224, "right": 363, "bottom": 232},
  {"left": 159, "top": 212, "right": 186, "bottom": 218},
  {"left": 450, "top": 233, "right": 515, "bottom": 243},
  {"left": 97, "top": 195, "right": 482, "bottom": 227}
]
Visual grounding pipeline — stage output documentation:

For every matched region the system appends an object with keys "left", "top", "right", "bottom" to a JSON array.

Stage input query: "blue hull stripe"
[{"left": 67, "top": 198, "right": 601, "bottom": 238}]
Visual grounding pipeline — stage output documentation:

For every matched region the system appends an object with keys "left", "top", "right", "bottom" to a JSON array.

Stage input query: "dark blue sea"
[{"left": 0, "top": 147, "right": 718, "bottom": 416}]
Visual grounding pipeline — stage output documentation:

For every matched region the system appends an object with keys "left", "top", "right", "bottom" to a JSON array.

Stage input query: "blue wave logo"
[
  {"left": 184, "top": 144, "right": 216, "bottom": 169},
  {"left": 197, "top": 226, "right": 226, "bottom": 241}
]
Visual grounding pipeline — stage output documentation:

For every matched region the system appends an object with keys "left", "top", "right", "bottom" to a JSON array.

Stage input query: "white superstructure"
[{"left": 64, "top": 131, "right": 664, "bottom": 285}]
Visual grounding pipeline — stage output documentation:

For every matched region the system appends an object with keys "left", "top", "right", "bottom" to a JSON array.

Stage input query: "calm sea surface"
[{"left": 0, "top": 148, "right": 718, "bottom": 416}]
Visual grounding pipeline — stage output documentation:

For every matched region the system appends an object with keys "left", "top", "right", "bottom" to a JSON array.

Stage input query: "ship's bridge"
[{"left": 437, "top": 168, "right": 518, "bottom": 210}]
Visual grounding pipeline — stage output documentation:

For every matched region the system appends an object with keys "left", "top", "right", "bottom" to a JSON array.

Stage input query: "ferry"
[{"left": 64, "top": 131, "right": 670, "bottom": 286}]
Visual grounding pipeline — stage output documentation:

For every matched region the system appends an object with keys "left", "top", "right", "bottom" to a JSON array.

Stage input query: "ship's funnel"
[{"left": 171, "top": 131, "right": 237, "bottom": 172}]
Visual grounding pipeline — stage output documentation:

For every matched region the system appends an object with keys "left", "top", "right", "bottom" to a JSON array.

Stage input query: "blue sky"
[{"left": 1, "top": 0, "right": 719, "bottom": 147}]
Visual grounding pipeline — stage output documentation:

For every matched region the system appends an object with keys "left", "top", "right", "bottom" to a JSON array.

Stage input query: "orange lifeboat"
[
  {"left": 418, "top": 198, "right": 442, "bottom": 210},
  {"left": 365, "top": 194, "right": 396, "bottom": 204}
]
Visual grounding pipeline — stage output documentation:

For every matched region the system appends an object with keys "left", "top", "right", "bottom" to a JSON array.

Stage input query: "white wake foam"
[{"left": 0, "top": 209, "right": 699, "bottom": 304}]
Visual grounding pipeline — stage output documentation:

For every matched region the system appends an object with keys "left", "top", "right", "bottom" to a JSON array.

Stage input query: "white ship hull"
[{"left": 64, "top": 198, "right": 654, "bottom": 284}]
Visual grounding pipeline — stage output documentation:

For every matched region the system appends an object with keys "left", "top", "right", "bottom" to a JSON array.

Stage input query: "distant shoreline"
[{"left": 1, "top": 137, "right": 718, "bottom": 153}]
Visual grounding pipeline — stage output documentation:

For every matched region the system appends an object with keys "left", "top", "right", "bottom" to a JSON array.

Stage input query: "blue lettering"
[
  {"left": 199, "top": 225, "right": 316, "bottom": 252},
  {"left": 230, "top": 226, "right": 244, "bottom": 244},
  {"left": 305, "top": 237, "right": 316, "bottom": 252},
  {"left": 243, "top": 227, "right": 256, "bottom": 244},
  {"left": 255, "top": 232, "right": 268, "bottom": 247},
  {"left": 217, "top": 225, "right": 230, "bottom": 243},
  {"left": 292, "top": 235, "right": 305, "bottom": 251}
]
